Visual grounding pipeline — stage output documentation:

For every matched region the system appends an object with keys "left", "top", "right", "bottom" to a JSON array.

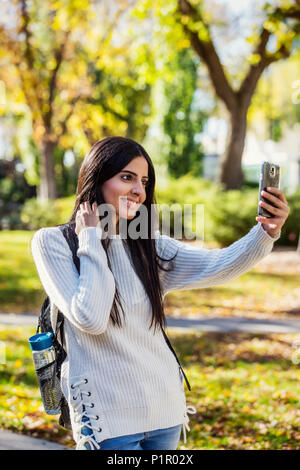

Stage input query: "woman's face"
[{"left": 101, "top": 156, "right": 149, "bottom": 228}]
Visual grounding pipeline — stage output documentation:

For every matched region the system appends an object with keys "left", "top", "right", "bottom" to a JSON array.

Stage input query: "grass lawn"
[
  {"left": 164, "top": 270, "right": 299, "bottom": 319},
  {"left": 0, "top": 230, "right": 298, "bottom": 319},
  {"left": 0, "top": 325, "right": 300, "bottom": 450},
  {"left": 0, "top": 231, "right": 41, "bottom": 313}
]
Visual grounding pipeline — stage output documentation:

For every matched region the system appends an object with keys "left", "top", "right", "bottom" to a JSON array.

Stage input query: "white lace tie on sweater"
[
  {"left": 71, "top": 378, "right": 101, "bottom": 450},
  {"left": 182, "top": 405, "right": 197, "bottom": 444}
]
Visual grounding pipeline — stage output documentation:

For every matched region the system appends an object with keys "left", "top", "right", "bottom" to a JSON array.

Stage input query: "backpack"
[{"left": 36, "top": 222, "right": 191, "bottom": 431}]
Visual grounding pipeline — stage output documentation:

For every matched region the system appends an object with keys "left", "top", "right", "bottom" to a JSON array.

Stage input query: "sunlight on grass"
[
  {"left": 1, "top": 325, "right": 300, "bottom": 449},
  {"left": 167, "top": 330, "right": 300, "bottom": 450},
  {"left": 0, "top": 231, "right": 44, "bottom": 313}
]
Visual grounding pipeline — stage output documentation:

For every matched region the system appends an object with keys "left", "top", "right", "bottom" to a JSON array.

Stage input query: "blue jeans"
[
  {"left": 98, "top": 424, "right": 182, "bottom": 450},
  {"left": 80, "top": 406, "right": 182, "bottom": 450}
]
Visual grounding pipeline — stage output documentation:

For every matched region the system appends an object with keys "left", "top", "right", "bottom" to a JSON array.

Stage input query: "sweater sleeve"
[
  {"left": 31, "top": 226, "right": 116, "bottom": 335},
  {"left": 156, "top": 222, "right": 281, "bottom": 295}
]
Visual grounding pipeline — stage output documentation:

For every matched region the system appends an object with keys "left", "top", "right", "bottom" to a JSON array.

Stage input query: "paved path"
[
  {"left": 166, "top": 315, "right": 300, "bottom": 333},
  {"left": 0, "top": 313, "right": 39, "bottom": 326},
  {"left": 0, "top": 429, "right": 70, "bottom": 450},
  {"left": 1, "top": 312, "right": 300, "bottom": 333}
]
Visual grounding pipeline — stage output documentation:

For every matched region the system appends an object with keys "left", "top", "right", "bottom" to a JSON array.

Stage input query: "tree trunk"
[
  {"left": 38, "top": 139, "right": 57, "bottom": 201},
  {"left": 216, "top": 107, "right": 248, "bottom": 190}
]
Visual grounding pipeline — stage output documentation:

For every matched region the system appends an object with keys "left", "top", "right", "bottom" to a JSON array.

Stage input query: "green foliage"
[
  {"left": 54, "top": 195, "right": 76, "bottom": 224},
  {"left": 156, "top": 177, "right": 298, "bottom": 246},
  {"left": 156, "top": 177, "right": 257, "bottom": 245},
  {"left": 0, "top": 0, "right": 155, "bottom": 198},
  {"left": 249, "top": 54, "right": 300, "bottom": 137},
  {"left": 163, "top": 48, "right": 206, "bottom": 178},
  {"left": 205, "top": 185, "right": 299, "bottom": 247},
  {"left": 205, "top": 188, "right": 260, "bottom": 245},
  {"left": 156, "top": 174, "right": 217, "bottom": 239},
  {"left": 20, "top": 199, "right": 60, "bottom": 231},
  {"left": 0, "top": 158, "right": 36, "bottom": 230},
  {"left": 281, "top": 188, "right": 300, "bottom": 246},
  {"left": 20, "top": 195, "right": 75, "bottom": 230}
]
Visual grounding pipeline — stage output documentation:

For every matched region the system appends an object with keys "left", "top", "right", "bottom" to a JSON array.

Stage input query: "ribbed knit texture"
[{"left": 31, "top": 222, "right": 280, "bottom": 447}]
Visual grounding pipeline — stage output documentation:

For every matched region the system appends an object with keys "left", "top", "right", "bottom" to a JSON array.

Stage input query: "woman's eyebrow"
[{"left": 121, "top": 170, "right": 149, "bottom": 179}]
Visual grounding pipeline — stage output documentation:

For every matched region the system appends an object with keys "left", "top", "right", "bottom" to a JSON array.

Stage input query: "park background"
[{"left": 0, "top": 0, "right": 300, "bottom": 450}]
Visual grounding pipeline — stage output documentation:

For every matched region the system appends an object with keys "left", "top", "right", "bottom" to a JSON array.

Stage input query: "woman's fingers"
[
  {"left": 80, "top": 201, "right": 92, "bottom": 212},
  {"left": 259, "top": 199, "right": 286, "bottom": 217},
  {"left": 78, "top": 201, "right": 99, "bottom": 217},
  {"left": 80, "top": 201, "right": 100, "bottom": 216},
  {"left": 260, "top": 188, "right": 290, "bottom": 218},
  {"left": 257, "top": 187, "right": 290, "bottom": 237},
  {"left": 266, "top": 187, "right": 288, "bottom": 205},
  {"left": 262, "top": 190, "right": 288, "bottom": 211}
]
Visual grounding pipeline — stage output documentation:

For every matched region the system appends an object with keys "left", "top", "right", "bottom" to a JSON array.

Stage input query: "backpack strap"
[
  {"left": 161, "top": 328, "right": 191, "bottom": 391},
  {"left": 50, "top": 223, "right": 80, "bottom": 364},
  {"left": 36, "top": 297, "right": 50, "bottom": 334}
]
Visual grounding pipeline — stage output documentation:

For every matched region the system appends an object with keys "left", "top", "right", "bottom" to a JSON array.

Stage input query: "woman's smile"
[
  {"left": 101, "top": 156, "right": 149, "bottom": 225},
  {"left": 121, "top": 198, "right": 139, "bottom": 209}
]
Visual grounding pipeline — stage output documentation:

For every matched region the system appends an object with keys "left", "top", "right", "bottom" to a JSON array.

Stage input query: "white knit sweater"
[{"left": 31, "top": 222, "right": 280, "bottom": 449}]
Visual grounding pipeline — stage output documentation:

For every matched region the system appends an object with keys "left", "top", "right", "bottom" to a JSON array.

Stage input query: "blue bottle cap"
[{"left": 29, "top": 332, "right": 54, "bottom": 351}]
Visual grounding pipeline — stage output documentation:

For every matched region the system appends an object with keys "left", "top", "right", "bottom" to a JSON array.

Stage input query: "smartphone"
[{"left": 258, "top": 161, "right": 281, "bottom": 218}]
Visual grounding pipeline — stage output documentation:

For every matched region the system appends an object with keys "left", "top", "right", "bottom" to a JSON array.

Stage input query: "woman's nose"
[{"left": 132, "top": 181, "right": 144, "bottom": 195}]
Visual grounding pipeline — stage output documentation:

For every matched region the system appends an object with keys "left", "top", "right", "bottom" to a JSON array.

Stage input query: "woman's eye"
[{"left": 121, "top": 175, "right": 149, "bottom": 186}]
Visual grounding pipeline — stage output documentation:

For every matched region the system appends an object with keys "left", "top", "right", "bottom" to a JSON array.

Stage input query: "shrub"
[
  {"left": 55, "top": 195, "right": 76, "bottom": 224},
  {"left": 20, "top": 198, "right": 60, "bottom": 230},
  {"left": 156, "top": 173, "right": 218, "bottom": 240},
  {"left": 281, "top": 188, "right": 300, "bottom": 247},
  {"left": 204, "top": 188, "right": 260, "bottom": 245},
  {"left": 20, "top": 196, "right": 76, "bottom": 230},
  {"left": 156, "top": 176, "right": 299, "bottom": 247}
]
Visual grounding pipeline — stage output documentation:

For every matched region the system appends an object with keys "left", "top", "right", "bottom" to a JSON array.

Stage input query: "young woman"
[{"left": 31, "top": 136, "right": 289, "bottom": 450}]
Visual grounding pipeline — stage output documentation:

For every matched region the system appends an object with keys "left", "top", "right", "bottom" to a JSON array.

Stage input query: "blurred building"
[{"left": 202, "top": 121, "right": 300, "bottom": 195}]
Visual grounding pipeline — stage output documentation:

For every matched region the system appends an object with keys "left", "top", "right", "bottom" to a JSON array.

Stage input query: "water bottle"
[{"left": 29, "top": 332, "right": 62, "bottom": 415}]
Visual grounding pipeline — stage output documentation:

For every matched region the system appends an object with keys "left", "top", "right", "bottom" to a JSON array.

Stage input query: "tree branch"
[
  {"left": 86, "top": 97, "right": 127, "bottom": 121},
  {"left": 59, "top": 96, "right": 81, "bottom": 138},
  {"left": 272, "top": 5, "right": 300, "bottom": 21},
  {"left": 19, "top": 0, "right": 44, "bottom": 115},
  {"left": 238, "top": 27, "right": 271, "bottom": 107},
  {"left": 238, "top": 2, "right": 299, "bottom": 108},
  {"left": 177, "top": 0, "right": 237, "bottom": 112},
  {"left": 44, "top": 31, "right": 71, "bottom": 129}
]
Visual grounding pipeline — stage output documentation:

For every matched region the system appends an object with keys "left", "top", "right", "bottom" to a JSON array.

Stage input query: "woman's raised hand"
[
  {"left": 256, "top": 187, "right": 290, "bottom": 238},
  {"left": 75, "top": 201, "right": 100, "bottom": 236}
]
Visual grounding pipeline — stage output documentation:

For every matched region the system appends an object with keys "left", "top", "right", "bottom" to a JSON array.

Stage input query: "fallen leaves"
[
  {"left": 165, "top": 248, "right": 300, "bottom": 320},
  {"left": 169, "top": 330, "right": 300, "bottom": 450}
]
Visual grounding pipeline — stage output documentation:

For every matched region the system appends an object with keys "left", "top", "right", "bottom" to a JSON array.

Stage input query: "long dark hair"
[{"left": 66, "top": 136, "right": 177, "bottom": 334}]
